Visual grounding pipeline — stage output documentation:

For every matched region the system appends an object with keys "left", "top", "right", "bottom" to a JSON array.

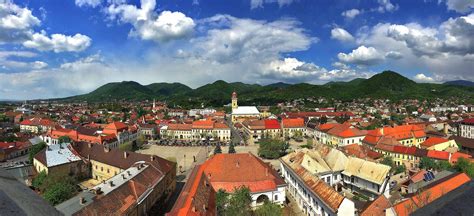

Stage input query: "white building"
[
  {"left": 231, "top": 91, "right": 260, "bottom": 123},
  {"left": 459, "top": 118, "right": 474, "bottom": 139}
]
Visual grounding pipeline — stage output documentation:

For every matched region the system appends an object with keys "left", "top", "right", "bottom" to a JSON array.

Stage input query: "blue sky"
[{"left": 0, "top": 0, "right": 473, "bottom": 99}]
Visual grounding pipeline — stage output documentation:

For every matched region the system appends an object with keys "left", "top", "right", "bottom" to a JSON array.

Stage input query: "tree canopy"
[
  {"left": 29, "top": 142, "right": 46, "bottom": 163},
  {"left": 258, "top": 139, "right": 289, "bottom": 159}
]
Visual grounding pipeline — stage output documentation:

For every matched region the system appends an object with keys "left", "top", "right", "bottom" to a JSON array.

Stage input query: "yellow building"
[
  {"left": 33, "top": 143, "right": 86, "bottom": 176},
  {"left": 420, "top": 137, "right": 457, "bottom": 151},
  {"left": 230, "top": 91, "right": 261, "bottom": 123}
]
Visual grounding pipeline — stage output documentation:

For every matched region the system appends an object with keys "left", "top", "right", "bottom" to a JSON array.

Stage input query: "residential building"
[
  {"left": 420, "top": 137, "right": 457, "bottom": 151},
  {"left": 242, "top": 119, "right": 281, "bottom": 142},
  {"left": 341, "top": 157, "right": 391, "bottom": 199},
  {"left": 0, "top": 141, "right": 32, "bottom": 161},
  {"left": 387, "top": 173, "right": 471, "bottom": 216},
  {"left": 162, "top": 120, "right": 231, "bottom": 141},
  {"left": 280, "top": 150, "right": 356, "bottom": 216},
  {"left": 325, "top": 123, "right": 367, "bottom": 146},
  {"left": 281, "top": 118, "right": 306, "bottom": 138},
  {"left": 33, "top": 143, "right": 85, "bottom": 175},
  {"left": 459, "top": 118, "right": 474, "bottom": 139}
]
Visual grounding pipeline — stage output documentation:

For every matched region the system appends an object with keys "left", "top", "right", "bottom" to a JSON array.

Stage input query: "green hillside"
[{"left": 63, "top": 71, "right": 474, "bottom": 105}]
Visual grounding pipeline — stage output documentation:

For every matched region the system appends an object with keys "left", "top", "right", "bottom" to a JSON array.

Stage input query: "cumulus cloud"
[
  {"left": 75, "top": 0, "right": 102, "bottom": 8},
  {"left": 386, "top": 14, "right": 474, "bottom": 57},
  {"left": 106, "top": 0, "right": 195, "bottom": 42},
  {"left": 337, "top": 46, "right": 384, "bottom": 66},
  {"left": 375, "top": 0, "right": 398, "bottom": 13},
  {"left": 355, "top": 14, "right": 474, "bottom": 82},
  {"left": 341, "top": 9, "right": 361, "bottom": 19},
  {"left": 250, "top": 0, "right": 294, "bottom": 9},
  {"left": 444, "top": 0, "right": 474, "bottom": 13},
  {"left": 414, "top": 73, "right": 435, "bottom": 82},
  {"left": 23, "top": 31, "right": 92, "bottom": 52},
  {"left": 0, "top": 1, "right": 40, "bottom": 43},
  {"left": 385, "top": 51, "right": 403, "bottom": 59},
  {"left": 331, "top": 27, "right": 355, "bottom": 42}
]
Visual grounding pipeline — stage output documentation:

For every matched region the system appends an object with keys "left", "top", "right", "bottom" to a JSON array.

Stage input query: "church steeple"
[{"left": 231, "top": 91, "right": 238, "bottom": 111}]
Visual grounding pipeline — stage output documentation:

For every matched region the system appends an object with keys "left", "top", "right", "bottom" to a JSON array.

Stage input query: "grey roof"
[
  {"left": 0, "top": 169, "right": 62, "bottom": 216},
  {"left": 55, "top": 191, "right": 94, "bottom": 216},
  {"left": 412, "top": 180, "right": 474, "bottom": 216}
]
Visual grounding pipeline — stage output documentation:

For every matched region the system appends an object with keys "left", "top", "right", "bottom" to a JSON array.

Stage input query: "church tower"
[{"left": 231, "top": 91, "right": 238, "bottom": 111}]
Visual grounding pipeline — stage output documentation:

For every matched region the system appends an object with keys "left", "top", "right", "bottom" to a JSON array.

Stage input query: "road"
[{"left": 225, "top": 117, "right": 243, "bottom": 145}]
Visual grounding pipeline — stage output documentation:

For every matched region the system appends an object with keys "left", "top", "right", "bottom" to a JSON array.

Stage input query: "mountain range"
[{"left": 62, "top": 71, "right": 474, "bottom": 106}]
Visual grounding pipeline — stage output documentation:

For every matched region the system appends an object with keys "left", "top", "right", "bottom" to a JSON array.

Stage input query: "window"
[{"left": 274, "top": 195, "right": 278, "bottom": 201}]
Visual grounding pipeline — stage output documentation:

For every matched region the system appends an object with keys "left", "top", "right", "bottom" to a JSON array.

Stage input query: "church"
[{"left": 231, "top": 91, "right": 260, "bottom": 123}]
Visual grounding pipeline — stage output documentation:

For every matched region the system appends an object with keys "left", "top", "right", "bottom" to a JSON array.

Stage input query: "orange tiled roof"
[
  {"left": 168, "top": 124, "right": 192, "bottom": 131},
  {"left": 360, "top": 195, "right": 391, "bottom": 216},
  {"left": 420, "top": 137, "right": 449, "bottom": 148},
  {"left": 282, "top": 118, "right": 304, "bottom": 128},
  {"left": 192, "top": 120, "right": 214, "bottom": 129},
  {"left": 392, "top": 173, "right": 471, "bottom": 216},
  {"left": 202, "top": 153, "right": 285, "bottom": 193},
  {"left": 327, "top": 123, "right": 366, "bottom": 138}
]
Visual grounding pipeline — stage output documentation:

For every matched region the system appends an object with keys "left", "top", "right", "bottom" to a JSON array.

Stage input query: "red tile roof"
[
  {"left": 360, "top": 195, "right": 391, "bottom": 216},
  {"left": 327, "top": 123, "right": 366, "bottom": 138},
  {"left": 426, "top": 150, "right": 450, "bottom": 160},
  {"left": 264, "top": 119, "right": 281, "bottom": 129},
  {"left": 202, "top": 153, "right": 285, "bottom": 193},
  {"left": 421, "top": 137, "right": 449, "bottom": 148},
  {"left": 282, "top": 118, "right": 305, "bottom": 128}
]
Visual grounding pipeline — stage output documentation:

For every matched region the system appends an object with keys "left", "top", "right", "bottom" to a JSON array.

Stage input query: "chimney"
[
  {"left": 122, "top": 174, "right": 126, "bottom": 180},
  {"left": 87, "top": 154, "right": 90, "bottom": 160},
  {"left": 265, "top": 168, "right": 268, "bottom": 177},
  {"left": 236, "top": 161, "right": 240, "bottom": 168},
  {"left": 79, "top": 197, "right": 86, "bottom": 205},
  {"left": 137, "top": 164, "right": 141, "bottom": 170},
  {"left": 380, "top": 127, "right": 384, "bottom": 135},
  {"left": 104, "top": 146, "right": 110, "bottom": 153},
  {"left": 108, "top": 181, "right": 114, "bottom": 188},
  {"left": 127, "top": 170, "right": 131, "bottom": 176},
  {"left": 88, "top": 142, "right": 92, "bottom": 148},
  {"left": 94, "top": 187, "right": 102, "bottom": 195},
  {"left": 150, "top": 155, "right": 155, "bottom": 161},
  {"left": 443, "top": 123, "right": 448, "bottom": 135},
  {"left": 208, "top": 173, "right": 212, "bottom": 180},
  {"left": 124, "top": 152, "right": 128, "bottom": 159}
]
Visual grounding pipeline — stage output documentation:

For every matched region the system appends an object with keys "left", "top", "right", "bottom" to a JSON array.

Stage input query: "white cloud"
[
  {"left": 331, "top": 27, "right": 355, "bottom": 42},
  {"left": 0, "top": 1, "right": 40, "bottom": 43},
  {"left": 250, "top": 0, "right": 295, "bottom": 9},
  {"left": 375, "top": 0, "right": 398, "bottom": 13},
  {"left": 23, "top": 31, "right": 92, "bottom": 52},
  {"left": 0, "top": 51, "right": 47, "bottom": 70},
  {"left": 341, "top": 9, "right": 361, "bottom": 19},
  {"left": 337, "top": 46, "right": 384, "bottom": 66},
  {"left": 106, "top": 0, "right": 195, "bottom": 42},
  {"left": 414, "top": 73, "right": 435, "bottom": 82},
  {"left": 31, "top": 61, "right": 48, "bottom": 69},
  {"left": 444, "top": 0, "right": 474, "bottom": 13},
  {"left": 355, "top": 14, "right": 474, "bottom": 82},
  {"left": 386, "top": 14, "right": 474, "bottom": 57},
  {"left": 385, "top": 51, "right": 403, "bottom": 59},
  {"left": 75, "top": 0, "right": 102, "bottom": 8}
]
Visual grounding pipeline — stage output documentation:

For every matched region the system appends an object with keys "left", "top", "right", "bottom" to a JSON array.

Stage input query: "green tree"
[
  {"left": 394, "top": 164, "right": 406, "bottom": 174},
  {"left": 258, "top": 139, "right": 288, "bottom": 159},
  {"left": 29, "top": 142, "right": 46, "bottom": 163},
  {"left": 226, "top": 186, "right": 252, "bottom": 216},
  {"left": 42, "top": 181, "right": 77, "bottom": 205},
  {"left": 254, "top": 200, "right": 283, "bottom": 216},
  {"left": 58, "top": 136, "right": 71, "bottom": 143},
  {"left": 228, "top": 143, "right": 236, "bottom": 154},
  {"left": 419, "top": 157, "right": 437, "bottom": 169},
  {"left": 32, "top": 171, "right": 47, "bottom": 189},
  {"left": 381, "top": 156, "right": 394, "bottom": 168},
  {"left": 216, "top": 189, "right": 229, "bottom": 216},
  {"left": 437, "top": 160, "right": 452, "bottom": 171},
  {"left": 214, "top": 144, "right": 222, "bottom": 154},
  {"left": 454, "top": 158, "right": 474, "bottom": 178}
]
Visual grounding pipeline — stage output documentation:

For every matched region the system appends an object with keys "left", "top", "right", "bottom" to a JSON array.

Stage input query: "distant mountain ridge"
[
  {"left": 444, "top": 80, "right": 474, "bottom": 87},
  {"left": 63, "top": 71, "right": 474, "bottom": 105}
]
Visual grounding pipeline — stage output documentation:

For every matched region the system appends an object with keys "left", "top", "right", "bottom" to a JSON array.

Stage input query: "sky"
[{"left": 0, "top": 0, "right": 473, "bottom": 100}]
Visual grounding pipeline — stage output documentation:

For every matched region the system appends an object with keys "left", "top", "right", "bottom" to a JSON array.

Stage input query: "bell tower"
[{"left": 231, "top": 91, "right": 238, "bottom": 111}]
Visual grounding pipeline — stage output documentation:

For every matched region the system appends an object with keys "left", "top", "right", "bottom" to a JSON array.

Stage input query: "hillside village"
[{"left": 1, "top": 86, "right": 474, "bottom": 216}]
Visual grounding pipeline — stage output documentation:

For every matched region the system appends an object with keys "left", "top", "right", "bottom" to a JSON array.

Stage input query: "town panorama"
[{"left": 0, "top": 0, "right": 473, "bottom": 216}]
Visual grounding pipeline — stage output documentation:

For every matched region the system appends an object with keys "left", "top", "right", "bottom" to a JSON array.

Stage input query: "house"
[
  {"left": 451, "top": 135, "right": 474, "bottom": 155},
  {"left": 325, "top": 123, "right": 367, "bottom": 147},
  {"left": 138, "top": 123, "right": 157, "bottom": 138},
  {"left": 0, "top": 141, "right": 32, "bottom": 161},
  {"left": 459, "top": 118, "right": 474, "bottom": 139},
  {"left": 362, "top": 125, "right": 426, "bottom": 148},
  {"left": 242, "top": 119, "right": 281, "bottom": 142},
  {"left": 281, "top": 118, "right": 306, "bottom": 138},
  {"left": 387, "top": 172, "right": 471, "bottom": 216},
  {"left": 314, "top": 123, "right": 339, "bottom": 144},
  {"left": 400, "top": 170, "right": 454, "bottom": 194},
  {"left": 20, "top": 117, "right": 56, "bottom": 133},
  {"left": 42, "top": 126, "right": 118, "bottom": 149},
  {"left": 360, "top": 195, "right": 391, "bottom": 216},
  {"left": 33, "top": 143, "right": 85, "bottom": 176},
  {"left": 55, "top": 142, "right": 176, "bottom": 216},
  {"left": 230, "top": 91, "right": 260, "bottom": 123},
  {"left": 420, "top": 137, "right": 457, "bottom": 151},
  {"left": 280, "top": 150, "right": 356, "bottom": 216},
  {"left": 341, "top": 157, "right": 391, "bottom": 199},
  {"left": 162, "top": 120, "right": 231, "bottom": 141}
]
